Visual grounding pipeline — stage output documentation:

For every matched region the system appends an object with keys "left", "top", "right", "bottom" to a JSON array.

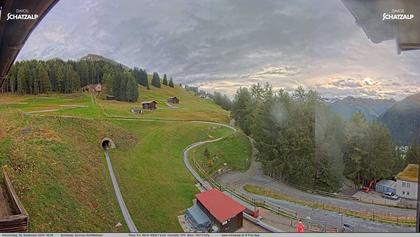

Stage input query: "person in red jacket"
[{"left": 295, "top": 219, "right": 305, "bottom": 233}]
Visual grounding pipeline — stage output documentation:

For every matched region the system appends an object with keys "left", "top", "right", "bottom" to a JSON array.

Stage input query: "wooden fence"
[
  {"left": 0, "top": 170, "right": 29, "bottom": 232},
  {"left": 191, "top": 157, "right": 339, "bottom": 232}
]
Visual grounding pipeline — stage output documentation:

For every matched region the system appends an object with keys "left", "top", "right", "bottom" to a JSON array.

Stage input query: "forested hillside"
[
  {"left": 230, "top": 83, "right": 401, "bottom": 191},
  {"left": 0, "top": 55, "right": 175, "bottom": 103},
  {"left": 328, "top": 96, "right": 395, "bottom": 121},
  {"left": 379, "top": 93, "right": 420, "bottom": 145}
]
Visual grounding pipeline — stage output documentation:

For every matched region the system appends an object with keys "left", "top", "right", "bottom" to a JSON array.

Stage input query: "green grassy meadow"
[
  {"left": 0, "top": 85, "right": 229, "bottom": 123},
  {"left": 190, "top": 132, "right": 251, "bottom": 175},
  {"left": 0, "top": 112, "right": 132, "bottom": 232},
  {"left": 108, "top": 120, "right": 232, "bottom": 232},
  {"left": 0, "top": 84, "right": 251, "bottom": 232}
]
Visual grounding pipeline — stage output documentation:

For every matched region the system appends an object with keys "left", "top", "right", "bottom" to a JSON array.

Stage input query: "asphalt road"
[
  {"left": 104, "top": 150, "right": 138, "bottom": 233},
  {"left": 215, "top": 142, "right": 416, "bottom": 232},
  {"left": 182, "top": 122, "right": 284, "bottom": 232}
]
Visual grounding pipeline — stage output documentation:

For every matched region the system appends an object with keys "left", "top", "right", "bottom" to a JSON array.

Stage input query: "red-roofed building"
[{"left": 195, "top": 188, "right": 246, "bottom": 232}]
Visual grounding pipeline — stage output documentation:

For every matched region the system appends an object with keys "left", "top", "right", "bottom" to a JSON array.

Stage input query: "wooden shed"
[
  {"left": 142, "top": 101, "right": 158, "bottom": 110},
  {"left": 195, "top": 189, "right": 245, "bottom": 232},
  {"left": 167, "top": 97, "right": 179, "bottom": 104},
  {"left": 82, "top": 83, "right": 102, "bottom": 93}
]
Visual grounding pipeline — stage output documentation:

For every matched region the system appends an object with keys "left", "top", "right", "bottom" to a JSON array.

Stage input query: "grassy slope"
[
  {"left": 190, "top": 132, "right": 251, "bottom": 175},
  {"left": 0, "top": 112, "right": 136, "bottom": 232},
  {"left": 0, "top": 85, "right": 229, "bottom": 123},
  {"left": 0, "top": 93, "right": 102, "bottom": 118},
  {"left": 109, "top": 120, "right": 231, "bottom": 232},
  {"left": 99, "top": 85, "right": 229, "bottom": 122},
  {"left": 0, "top": 84, "right": 249, "bottom": 232}
]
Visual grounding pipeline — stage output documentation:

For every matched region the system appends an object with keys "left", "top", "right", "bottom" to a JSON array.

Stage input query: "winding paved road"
[
  {"left": 216, "top": 140, "right": 416, "bottom": 232},
  {"left": 182, "top": 122, "right": 285, "bottom": 233}
]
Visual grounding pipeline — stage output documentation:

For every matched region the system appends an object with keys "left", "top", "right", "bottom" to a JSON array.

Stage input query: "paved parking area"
[
  {"left": 352, "top": 191, "right": 400, "bottom": 207},
  {"left": 236, "top": 219, "right": 268, "bottom": 232}
]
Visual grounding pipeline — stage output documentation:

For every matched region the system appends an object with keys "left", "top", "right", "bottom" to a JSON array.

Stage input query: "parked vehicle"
[{"left": 382, "top": 192, "right": 399, "bottom": 200}]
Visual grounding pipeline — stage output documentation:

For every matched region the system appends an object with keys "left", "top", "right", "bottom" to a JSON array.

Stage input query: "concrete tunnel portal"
[{"left": 101, "top": 137, "right": 116, "bottom": 150}]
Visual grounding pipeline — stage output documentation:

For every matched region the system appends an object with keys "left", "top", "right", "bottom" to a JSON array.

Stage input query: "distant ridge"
[
  {"left": 80, "top": 54, "right": 129, "bottom": 69},
  {"left": 380, "top": 93, "right": 420, "bottom": 145},
  {"left": 328, "top": 96, "right": 395, "bottom": 121}
]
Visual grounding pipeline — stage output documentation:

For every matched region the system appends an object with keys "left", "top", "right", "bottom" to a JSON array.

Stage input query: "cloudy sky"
[{"left": 18, "top": 0, "right": 420, "bottom": 99}]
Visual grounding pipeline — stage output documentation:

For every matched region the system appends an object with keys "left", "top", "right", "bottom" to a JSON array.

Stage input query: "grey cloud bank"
[{"left": 18, "top": 0, "right": 420, "bottom": 99}]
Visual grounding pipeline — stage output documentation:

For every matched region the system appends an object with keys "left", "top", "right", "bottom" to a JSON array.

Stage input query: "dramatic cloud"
[{"left": 18, "top": 0, "right": 420, "bottom": 99}]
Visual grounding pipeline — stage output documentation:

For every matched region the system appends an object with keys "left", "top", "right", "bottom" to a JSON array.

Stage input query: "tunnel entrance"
[{"left": 101, "top": 137, "right": 116, "bottom": 150}]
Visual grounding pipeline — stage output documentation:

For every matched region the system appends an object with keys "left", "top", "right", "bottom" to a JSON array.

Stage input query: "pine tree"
[
  {"left": 56, "top": 65, "right": 64, "bottom": 93},
  {"left": 125, "top": 73, "right": 139, "bottom": 102},
  {"left": 406, "top": 142, "right": 420, "bottom": 165},
  {"left": 17, "top": 64, "right": 29, "bottom": 94},
  {"left": 118, "top": 72, "right": 128, "bottom": 101},
  {"left": 7, "top": 65, "right": 17, "bottom": 93},
  {"left": 142, "top": 69, "right": 150, "bottom": 88},
  {"left": 37, "top": 64, "right": 50, "bottom": 93},
  {"left": 162, "top": 74, "right": 168, "bottom": 86},
  {"left": 169, "top": 77, "right": 174, "bottom": 88},
  {"left": 103, "top": 73, "right": 114, "bottom": 95},
  {"left": 78, "top": 60, "right": 89, "bottom": 87},
  {"left": 151, "top": 72, "right": 161, "bottom": 88}
]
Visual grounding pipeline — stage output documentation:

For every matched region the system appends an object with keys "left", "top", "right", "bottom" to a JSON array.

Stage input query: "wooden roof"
[
  {"left": 396, "top": 164, "right": 418, "bottom": 182},
  {"left": 196, "top": 188, "right": 245, "bottom": 223}
]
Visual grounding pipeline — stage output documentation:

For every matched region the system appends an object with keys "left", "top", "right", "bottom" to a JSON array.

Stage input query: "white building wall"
[{"left": 396, "top": 179, "right": 418, "bottom": 200}]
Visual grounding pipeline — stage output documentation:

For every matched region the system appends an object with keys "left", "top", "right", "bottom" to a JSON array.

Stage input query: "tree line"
[
  {"left": 183, "top": 85, "right": 232, "bottom": 110},
  {"left": 230, "top": 83, "right": 400, "bottom": 192},
  {"left": 1, "top": 58, "right": 176, "bottom": 103},
  {"left": 3, "top": 59, "right": 81, "bottom": 94}
]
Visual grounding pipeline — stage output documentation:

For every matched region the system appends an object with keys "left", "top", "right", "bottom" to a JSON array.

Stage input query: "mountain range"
[
  {"left": 328, "top": 96, "right": 395, "bottom": 121},
  {"left": 379, "top": 93, "right": 420, "bottom": 145},
  {"left": 81, "top": 54, "right": 129, "bottom": 69},
  {"left": 327, "top": 94, "right": 420, "bottom": 145}
]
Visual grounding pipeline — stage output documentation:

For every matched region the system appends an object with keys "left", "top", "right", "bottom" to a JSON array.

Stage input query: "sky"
[{"left": 18, "top": 0, "right": 420, "bottom": 100}]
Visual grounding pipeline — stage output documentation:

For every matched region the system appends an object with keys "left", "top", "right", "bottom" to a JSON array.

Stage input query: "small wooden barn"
[
  {"left": 195, "top": 188, "right": 245, "bottom": 232},
  {"left": 167, "top": 96, "right": 180, "bottom": 104},
  {"left": 82, "top": 83, "right": 102, "bottom": 93},
  {"left": 142, "top": 101, "right": 158, "bottom": 110}
]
